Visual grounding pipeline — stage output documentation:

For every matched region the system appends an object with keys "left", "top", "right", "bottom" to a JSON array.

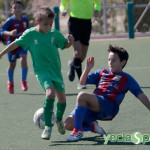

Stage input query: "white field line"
[{"left": 124, "top": 66, "right": 150, "bottom": 70}]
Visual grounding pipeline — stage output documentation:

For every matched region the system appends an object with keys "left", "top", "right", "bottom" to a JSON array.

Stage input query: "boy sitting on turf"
[
  {"left": 64, "top": 45, "right": 150, "bottom": 142},
  {"left": 0, "top": 6, "right": 74, "bottom": 140}
]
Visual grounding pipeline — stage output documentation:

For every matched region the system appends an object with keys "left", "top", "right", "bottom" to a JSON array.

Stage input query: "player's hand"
[
  {"left": 64, "top": 34, "right": 74, "bottom": 48},
  {"left": 61, "top": 10, "right": 67, "bottom": 16},
  {"left": 10, "top": 29, "right": 17, "bottom": 36},
  {"left": 86, "top": 56, "right": 94, "bottom": 70},
  {"left": 93, "top": 10, "right": 99, "bottom": 18},
  {"left": 67, "top": 34, "right": 74, "bottom": 44}
]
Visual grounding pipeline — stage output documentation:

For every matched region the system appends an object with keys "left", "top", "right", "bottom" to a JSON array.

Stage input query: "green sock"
[
  {"left": 56, "top": 101, "right": 66, "bottom": 121},
  {"left": 43, "top": 98, "right": 55, "bottom": 127}
]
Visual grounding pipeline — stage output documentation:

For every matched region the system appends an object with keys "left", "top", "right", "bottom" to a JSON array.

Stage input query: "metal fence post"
[
  {"left": 5, "top": 0, "right": 9, "bottom": 18},
  {"left": 127, "top": 2, "right": 134, "bottom": 39},
  {"left": 103, "top": 0, "right": 107, "bottom": 34},
  {"left": 53, "top": 6, "right": 60, "bottom": 31}
]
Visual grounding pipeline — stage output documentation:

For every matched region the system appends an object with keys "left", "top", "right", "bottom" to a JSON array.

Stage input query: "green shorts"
[{"left": 36, "top": 72, "right": 65, "bottom": 92}]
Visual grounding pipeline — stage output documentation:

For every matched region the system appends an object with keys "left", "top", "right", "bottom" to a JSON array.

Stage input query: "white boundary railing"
[
  {"left": 102, "top": 3, "right": 150, "bottom": 34},
  {"left": 1, "top": 2, "right": 150, "bottom": 36}
]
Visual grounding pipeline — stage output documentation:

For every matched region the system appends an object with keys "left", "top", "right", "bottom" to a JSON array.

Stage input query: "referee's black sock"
[{"left": 73, "top": 58, "right": 82, "bottom": 80}]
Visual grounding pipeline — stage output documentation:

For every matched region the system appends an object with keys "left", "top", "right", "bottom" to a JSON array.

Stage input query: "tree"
[
  {"left": 93, "top": 0, "right": 126, "bottom": 34},
  {"left": 0, "top": 0, "right": 32, "bottom": 26},
  {"left": 123, "top": 0, "right": 150, "bottom": 32}
]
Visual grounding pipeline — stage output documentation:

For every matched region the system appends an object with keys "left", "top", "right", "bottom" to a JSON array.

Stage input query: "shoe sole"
[
  {"left": 41, "top": 137, "right": 50, "bottom": 140},
  {"left": 22, "top": 88, "right": 28, "bottom": 91},
  {"left": 77, "top": 86, "right": 86, "bottom": 90},
  {"left": 8, "top": 89, "right": 14, "bottom": 94},
  {"left": 95, "top": 127, "right": 107, "bottom": 136}
]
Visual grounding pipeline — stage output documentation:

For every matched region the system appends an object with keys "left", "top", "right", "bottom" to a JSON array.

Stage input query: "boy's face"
[
  {"left": 108, "top": 52, "right": 126, "bottom": 73},
  {"left": 38, "top": 18, "right": 53, "bottom": 33},
  {"left": 11, "top": 3, "right": 23, "bottom": 16}
]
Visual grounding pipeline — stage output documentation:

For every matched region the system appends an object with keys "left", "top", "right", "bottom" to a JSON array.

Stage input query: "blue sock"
[
  {"left": 21, "top": 68, "right": 28, "bottom": 81},
  {"left": 7, "top": 69, "right": 14, "bottom": 83},
  {"left": 74, "top": 105, "right": 88, "bottom": 129},
  {"left": 83, "top": 123, "right": 92, "bottom": 131}
]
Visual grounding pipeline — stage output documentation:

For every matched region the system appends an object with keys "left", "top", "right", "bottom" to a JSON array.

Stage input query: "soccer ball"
[{"left": 33, "top": 107, "right": 56, "bottom": 129}]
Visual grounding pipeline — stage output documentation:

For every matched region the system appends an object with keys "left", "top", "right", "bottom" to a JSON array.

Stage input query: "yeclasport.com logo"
[{"left": 103, "top": 132, "right": 150, "bottom": 144}]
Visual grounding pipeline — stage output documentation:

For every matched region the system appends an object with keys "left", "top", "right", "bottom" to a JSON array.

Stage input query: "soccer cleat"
[
  {"left": 77, "top": 84, "right": 86, "bottom": 90},
  {"left": 41, "top": 126, "right": 52, "bottom": 140},
  {"left": 67, "top": 128, "right": 83, "bottom": 142},
  {"left": 21, "top": 81, "right": 28, "bottom": 91},
  {"left": 7, "top": 81, "right": 14, "bottom": 94},
  {"left": 91, "top": 121, "right": 107, "bottom": 135},
  {"left": 74, "top": 65, "right": 82, "bottom": 80},
  {"left": 67, "top": 60, "right": 75, "bottom": 81},
  {"left": 56, "top": 120, "right": 66, "bottom": 135}
]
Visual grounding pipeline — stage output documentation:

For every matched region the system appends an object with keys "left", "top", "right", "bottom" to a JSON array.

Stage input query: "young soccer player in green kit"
[{"left": 0, "top": 7, "right": 74, "bottom": 140}]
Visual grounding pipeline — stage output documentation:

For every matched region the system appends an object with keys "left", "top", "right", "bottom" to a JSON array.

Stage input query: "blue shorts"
[
  {"left": 96, "top": 95, "right": 119, "bottom": 120},
  {"left": 7, "top": 47, "right": 27, "bottom": 62},
  {"left": 70, "top": 95, "right": 119, "bottom": 124}
]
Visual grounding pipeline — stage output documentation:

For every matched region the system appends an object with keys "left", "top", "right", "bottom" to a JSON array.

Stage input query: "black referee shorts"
[{"left": 68, "top": 17, "right": 92, "bottom": 46}]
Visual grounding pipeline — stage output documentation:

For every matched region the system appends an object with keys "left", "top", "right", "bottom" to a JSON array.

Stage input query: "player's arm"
[
  {"left": 137, "top": 93, "right": 150, "bottom": 111},
  {"left": 93, "top": 0, "right": 101, "bottom": 12},
  {"left": 60, "top": 0, "right": 69, "bottom": 16},
  {"left": 93, "top": 0, "right": 101, "bottom": 18},
  {"left": 64, "top": 34, "right": 74, "bottom": 48},
  {"left": 2, "top": 29, "right": 17, "bottom": 36},
  {"left": 80, "top": 56, "right": 94, "bottom": 85},
  {"left": 1, "top": 19, "right": 17, "bottom": 37},
  {"left": 0, "top": 42, "right": 19, "bottom": 59}
]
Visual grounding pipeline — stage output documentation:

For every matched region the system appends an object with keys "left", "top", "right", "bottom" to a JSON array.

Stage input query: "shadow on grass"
[
  {"left": 66, "top": 93, "right": 78, "bottom": 96},
  {"left": 50, "top": 135, "right": 150, "bottom": 146},
  {"left": 141, "top": 87, "right": 150, "bottom": 89},
  {"left": 15, "top": 92, "right": 45, "bottom": 96}
]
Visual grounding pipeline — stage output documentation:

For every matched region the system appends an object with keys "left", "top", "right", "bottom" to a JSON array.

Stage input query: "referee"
[{"left": 60, "top": 0, "right": 101, "bottom": 89}]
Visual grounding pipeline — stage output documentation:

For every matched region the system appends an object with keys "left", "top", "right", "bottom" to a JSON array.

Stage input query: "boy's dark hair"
[
  {"left": 11, "top": 0, "right": 23, "bottom": 7},
  {"left": 36, "top": 6, "right": 55, "bottom": 22},
  {"left": 107, "top": 44, "right": 129, "bottom": 68}
]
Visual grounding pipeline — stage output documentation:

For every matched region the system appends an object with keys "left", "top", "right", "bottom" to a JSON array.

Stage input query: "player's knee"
[
  {"left": 20, "top": 57, "right": 27, "bottom": 67},
  {"left": 77, "top": 91, "right": 87, "bottom": 102},
  {"left": 46, "top": 93, "right": 55, "bottom": 99},
  {"left": 57, "top": 95, "right": 66, "bottom": 103},
  {"left": 9, "top": 62, "right": 16, "bottom": 70},
  {"left": 46, "top": 88, "right": 55, "bottom": 99},
  {"left": 64, "top": 116, "right": 74, "bottom": 131},
  {"left": 21, "top": 60, "right": 27, "bottom": 66}
]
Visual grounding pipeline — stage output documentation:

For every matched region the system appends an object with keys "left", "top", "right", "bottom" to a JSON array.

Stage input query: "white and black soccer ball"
[{"left": 33, "top": 107, "right": 56, "bottom": 129}]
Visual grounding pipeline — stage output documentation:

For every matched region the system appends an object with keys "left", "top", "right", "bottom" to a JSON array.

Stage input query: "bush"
[{"left": 123, "top": 0, "right": 150, "bottom": 32}]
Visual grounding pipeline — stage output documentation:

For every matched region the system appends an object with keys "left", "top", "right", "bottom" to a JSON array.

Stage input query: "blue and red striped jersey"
[
  {"left": 86, "top": 69, "right": 143, "bottom": 106},
  {"left": 1, "top": 15, "right": 29, "bottom": 45}
]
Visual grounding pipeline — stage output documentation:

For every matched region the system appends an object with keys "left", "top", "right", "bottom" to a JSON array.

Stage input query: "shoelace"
[{"left": 43, "top": 128, "right": 50, "bottom": 134}]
